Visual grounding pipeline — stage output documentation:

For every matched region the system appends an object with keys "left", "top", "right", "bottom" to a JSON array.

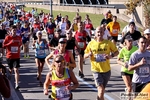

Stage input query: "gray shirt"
[{"left": 129, "top": 50, "right": 150, "bottom": 83}]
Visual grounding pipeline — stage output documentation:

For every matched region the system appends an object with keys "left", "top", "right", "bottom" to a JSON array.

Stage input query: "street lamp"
[{"left": 50, "top": 0, "right": 53, "bottom": 17}]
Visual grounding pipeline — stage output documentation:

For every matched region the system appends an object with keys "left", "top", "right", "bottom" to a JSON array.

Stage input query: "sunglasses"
[
  {"left": 55, "top": 60, "right": 64, "bottom": 63},
  {"left": 59, "top": 42, "right": 66, "bottom": 44}
]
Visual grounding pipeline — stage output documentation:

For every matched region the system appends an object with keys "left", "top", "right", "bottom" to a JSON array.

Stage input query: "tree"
[{"left": 124, "top": 0, "right": 150, "bottom": 28}]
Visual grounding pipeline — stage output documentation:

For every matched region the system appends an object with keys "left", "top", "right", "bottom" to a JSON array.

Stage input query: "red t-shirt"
[
  {"left": 75, "top": 30, "right": 87, "bottom": 50},
  {"left": 3, "top": 35, "right": 22, "bottom": 59}
]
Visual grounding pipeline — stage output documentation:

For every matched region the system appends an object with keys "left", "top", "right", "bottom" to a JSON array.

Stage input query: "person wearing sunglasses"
[
  {"left": 45, "top": 38, "right": 76, "bottom": 70},
  {"left": 117, "top": 35, "right": 138, "bottom": 95},
  {"left": 43, "top": 55, "right": 79, "bottom": 100}
]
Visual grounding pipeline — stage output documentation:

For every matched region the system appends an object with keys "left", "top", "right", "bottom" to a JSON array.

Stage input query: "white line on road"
[{"left": 76, "top": 75, "right": 115, "bottom": 100}]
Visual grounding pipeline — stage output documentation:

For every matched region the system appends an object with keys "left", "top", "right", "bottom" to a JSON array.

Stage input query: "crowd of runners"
[{"left": 0, "top": 1, "right": 150, "bottom": 100}]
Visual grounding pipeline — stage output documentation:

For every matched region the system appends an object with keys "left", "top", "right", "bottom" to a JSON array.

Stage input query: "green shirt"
[{"left": 118, "top": 46, "right": 138, "bottom": 74}]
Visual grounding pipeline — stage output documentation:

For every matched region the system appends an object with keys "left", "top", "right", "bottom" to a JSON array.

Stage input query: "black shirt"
[
  {"left": 100, "top": 18, "right": 112, "bottom": 25},
  {"left": 49, "top": 37, "right": 59, "bottom": 47},
  {"left": 0, "top": 29, "right": 7, "bottom": 47},
  {"left": 66, "top": 38, "right": 76, "bottom": 50},
  {"left": 121, "top": 30, "right": 142, "bottom": 44}
]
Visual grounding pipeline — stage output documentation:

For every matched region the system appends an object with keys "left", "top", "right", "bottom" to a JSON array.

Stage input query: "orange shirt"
[
  {"left": 107, "top": 22, "right": 120, "bottom": 36},
  {"left": 3, "top": 35, "right": 22, "bottom": 59}
]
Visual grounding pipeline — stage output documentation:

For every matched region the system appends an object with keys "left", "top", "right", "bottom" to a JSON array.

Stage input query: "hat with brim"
[
  {"left": 59, "top": 38, "right": 67, "bottom": 43},
  {"left": 144, "top": 29, "right": 150, "bottom": 34}
]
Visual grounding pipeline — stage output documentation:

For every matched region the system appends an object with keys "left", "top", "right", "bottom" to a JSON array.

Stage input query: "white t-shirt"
[
  {"left": 122, "top": 25, "right": 138, "bottom": 34},
  {"left": 58, "top": 22, "right": 66, "bottom": 35},
  {"left": 103, "top": 29, "right": 111, "bottom": 40}
]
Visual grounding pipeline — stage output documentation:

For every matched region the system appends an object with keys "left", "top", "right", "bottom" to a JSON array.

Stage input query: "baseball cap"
[
  {"left": 144, "top": 29, "right": 150, "bottom": 34},
  {"left": 36, "top": 31, "right": 42, "bottom": 36},
  {"left": 59, "top": 38, "right": 67, "bottom": 43},
  {"left": 125, "top": 35, "right": 133, "bottom": 41},
  {"left": 129, "top": 19, "right": 134, "bottom": 22}
]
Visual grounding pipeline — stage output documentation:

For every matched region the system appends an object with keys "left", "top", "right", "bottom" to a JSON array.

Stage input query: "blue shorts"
[{"left": 22, "top": 37, "right": 29, "bottom": 44}]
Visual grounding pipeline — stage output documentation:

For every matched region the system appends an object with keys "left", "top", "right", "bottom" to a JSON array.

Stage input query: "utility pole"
[{"left": 50, "top": 0, "right": 53, "bottom": 17}]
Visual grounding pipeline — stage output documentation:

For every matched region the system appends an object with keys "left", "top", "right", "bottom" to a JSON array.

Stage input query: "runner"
[
  {"left": 117, "top": 35, "right": 138, "bottom": 94},
  {"left": 21, "top": 21, "right": 30, "bottom": 58},
  {"left": 143, "top": 29, "right": 150, "bottom": 51},
  {"left": 43, "top": 55, "right": 79, "bottom": 100},
  {"left": 120, "top": 22, "right": 141, "bottom": 47},
  {"left": 128, "top": 36, "right": 150, "bottom": 92},
  {"left": 84, "top": 26, "right": 118, "bottom": 100},
  {"left": 101, "top": 23, "right": 111, "bottom": 40},
  {"left": 32, "top": 31, "right": 48, "bottom": 86},
  {"left": 3, "top": 25, "right": 22, "bottom": 90},
  {"left": 45, "top": 38, "right": 76, "bottom": 70},
  {"left": 0, "top": 24, "right": 8, "bottom": 56},
  {"left": 122, "top": 19, "right": 138, "bottom": 36},
  {"left": 48, "top": 29, "right": 61, "bottom": 50},
  {"left": 65, "top": 30, "right": 80, "bottom": 60},
  {"left": 45, "top": 17, "right": 56, "bottom": 41},
  {"left": 74, "top": 22, "right": 91, "bottom": 78},
  {"left": 57, "top": 17, "right": 67, "bottom": 38},
  {"left": 106, "top": 16, "right": 120, "bottom": 45}
]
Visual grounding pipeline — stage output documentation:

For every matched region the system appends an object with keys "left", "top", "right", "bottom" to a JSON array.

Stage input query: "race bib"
[
  {"left": 37, "top": 50, "right": 45, "bottom": 56},
  {"left": 56, "top": 86, "right": 70, "bottom": 98},
  {"left": 10, "top": 18, "right": 13, "bottom": 21},
  {"left": 112, "top": 29, "right": 118, "bottom": 34},
  {"left": 95, "top": 54, "right": 106, "bottom": 62},
  {"left": 48, "top": 34, "right": 53, "bottom": 38},
  {"left": 78, "top": 42, "right": 85, "bottom": 48},
  {"left": 139, "top": 67, "right": 150, "bottom": 77},
  {"left": 24, "top": 32, "right": 29, "bottom": 37},
  {"left": 0, "top": 39, "right": 4, "bottom": 43},
  {"left": 11, "top": 46, "right": 18, "bottom": 53}
]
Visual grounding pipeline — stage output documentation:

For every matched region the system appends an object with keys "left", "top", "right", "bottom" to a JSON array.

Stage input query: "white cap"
[
  {"left": 144, "top": 29, "right": 150, "bottom": 34},
  {"left": 129, "top": 19, "right": 134, "bottom": 22}
]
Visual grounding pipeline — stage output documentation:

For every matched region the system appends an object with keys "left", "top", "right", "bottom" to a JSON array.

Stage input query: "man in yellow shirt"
[
  {"left": 84, "top": 26, "right": 119, "bottom": 100},
  {"left": 106, "top": 16, "right": 120, "bottom": 45}
]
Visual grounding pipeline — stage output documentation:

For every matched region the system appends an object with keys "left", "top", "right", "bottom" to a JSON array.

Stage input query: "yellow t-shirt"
[
  {"left": 107, "top": 22, "right": 120, "bottom": 36},
  {"left": 73, "top": 24, "right": 78, "bottom": 31},
  {"left": 84, "top": 39, "right": 118, "bottom": 73}
]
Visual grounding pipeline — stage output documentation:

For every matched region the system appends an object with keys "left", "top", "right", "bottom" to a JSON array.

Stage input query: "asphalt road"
[{"left": 2, "top": 35, "right": 125, "bottom": 100}]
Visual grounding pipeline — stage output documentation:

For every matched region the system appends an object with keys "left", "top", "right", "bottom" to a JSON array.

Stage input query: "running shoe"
[
  {"left": 27, "top": 55, "right": 30, "bottom": 58},
  {"left": 79, "top": 71, "right": 84, "bottom": 78},
  {"left": 15, "top": 85, "right": 20, "bottom": 90},
  {"left": 24, "top": 55, "right": 26, "bottom": 58}
]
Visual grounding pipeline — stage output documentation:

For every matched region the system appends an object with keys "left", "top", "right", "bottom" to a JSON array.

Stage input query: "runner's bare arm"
[
  {"left": 68, "top": 69, "right": 79, "bottom": 90},
  {"left": 68, "top": 51, "right": 76, "bottom": 68},
  {"left": 43, "top": 72, "right": 51, "bottom": 95},
  {"left": 45, "top": 51, "right": 54, "bottom": 69}
]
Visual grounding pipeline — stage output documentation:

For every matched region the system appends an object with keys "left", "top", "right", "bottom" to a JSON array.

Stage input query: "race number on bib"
[
  {"left": 11, "top": 47, "right": 18, "bottom": 53},
  {"left": 37, "top": 50, "right": 45, "bottom": 56},
  {"left": 48, "top": 34, "right": 53, "bottom": 38},
  {"left": 112, "top": 29, "right": 118, "bottom": 34},
  {"left": 56, "top": 86, "right": 70, "bottom": 98},
  {"left": 78, "top": 42, "right": 85, "bottom": 48},
  {"left": 95, "top": 54, "right": 106, "bottom": 62},
  {"left": 139, "top": 67, "right": 150, "bottom": 77}
]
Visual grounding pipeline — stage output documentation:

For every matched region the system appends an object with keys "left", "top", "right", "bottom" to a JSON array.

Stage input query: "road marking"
[
  {"left": 76, "top": 75, "right": 114, "bottom": 100},
  {"left": 9, "top": 81, "right": 20, "bottom": 100}
]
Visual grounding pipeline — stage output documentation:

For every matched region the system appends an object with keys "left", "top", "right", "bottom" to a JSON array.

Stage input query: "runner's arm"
[
  {"left": 68, "top": 69, "right": 79, "bottom": 90},
  {"left": 45, "top": 51, "right": 54, "bottom": 69},
  {"left": 68, "top": 51, "right": 76, "bottom": 68},
  {"left": 43, "top": 72, "right": 51, "bottom": 95}
]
